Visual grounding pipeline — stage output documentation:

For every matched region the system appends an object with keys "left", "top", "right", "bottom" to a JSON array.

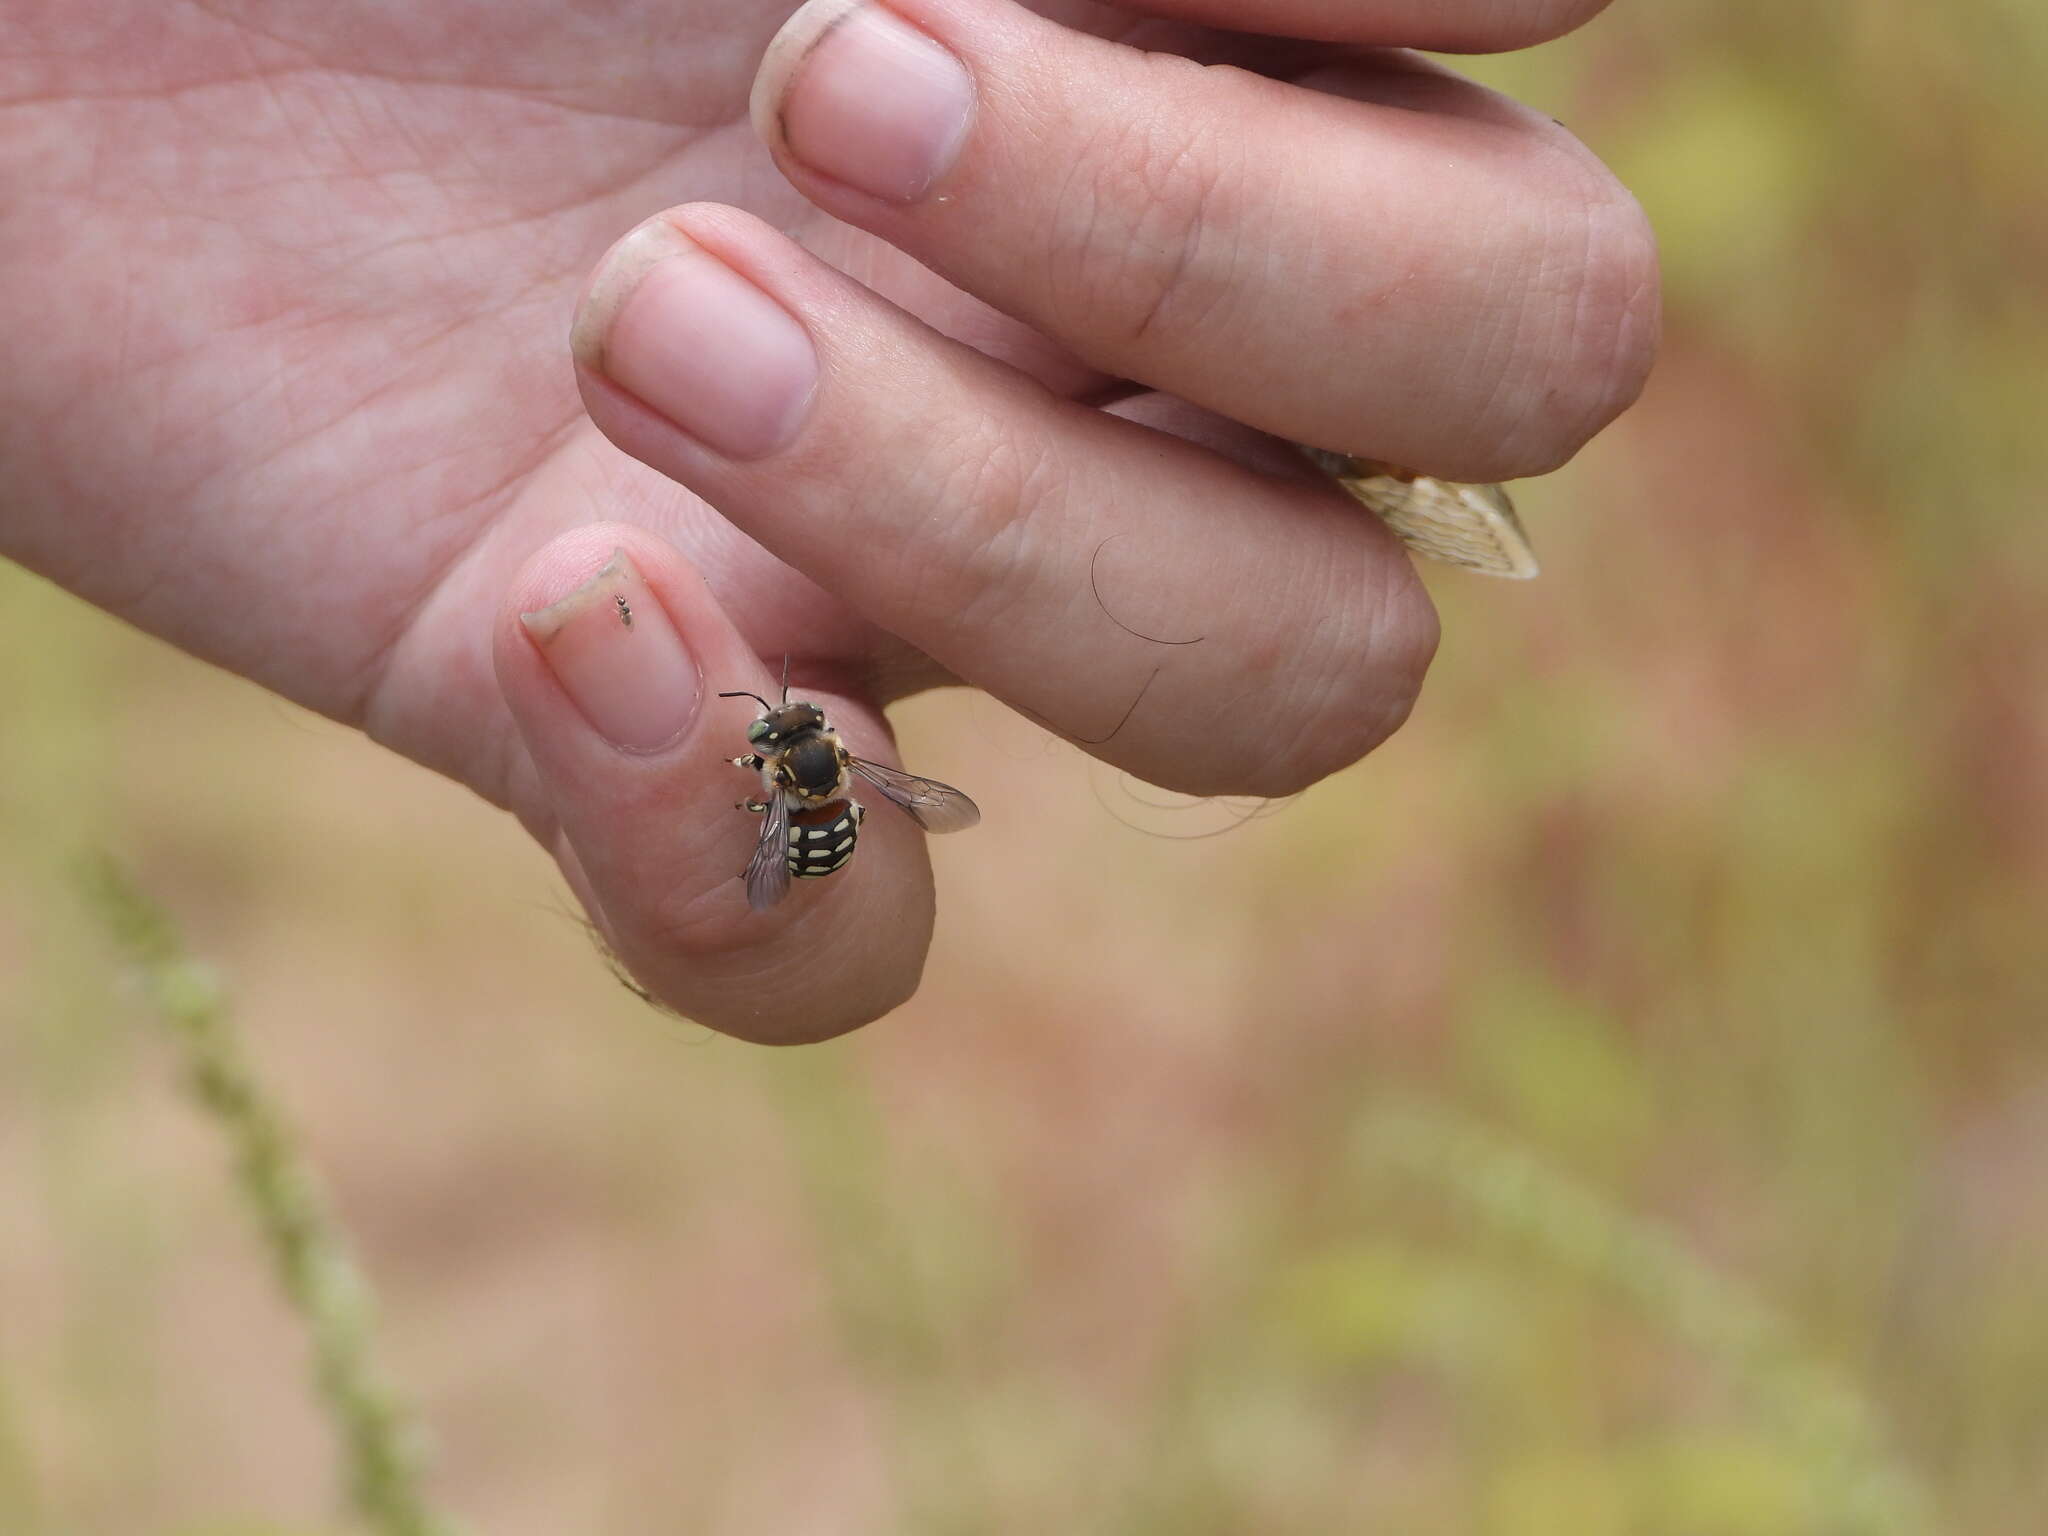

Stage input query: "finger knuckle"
[
  {"left": 1268, "top": 574, "right": 1437, "bottom": 797},
  {"left": 1051, "top": 60, "right": 1245, "bottom": 350},
  {"left": 1489, "top": 173, "right": 1661, "bottom": 478},
  {"left": 1206, "top": 549, "right": 1440, "bottom": 801},
  {"left": 884, "top": 411, "right": 1068, "bottom": 634}
]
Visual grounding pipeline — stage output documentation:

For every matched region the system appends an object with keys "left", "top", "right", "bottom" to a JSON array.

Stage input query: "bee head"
[
  {"left": 721, "top": 688, "right": 828, "bottom": 748},
  {"left": 747, "top": 702, "right": 827, "bottom": 746}
]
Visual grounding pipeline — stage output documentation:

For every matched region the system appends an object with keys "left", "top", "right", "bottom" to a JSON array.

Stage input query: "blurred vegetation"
[
  {"left": 3, "top": 0, "right": 2046, "bottom": 1532},
  {"left": 79, "top": 860, "right": 455, "bottom": 1536}
]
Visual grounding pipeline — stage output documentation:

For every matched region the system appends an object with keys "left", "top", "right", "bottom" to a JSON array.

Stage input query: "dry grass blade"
[{"left": 1299, "top": 446, "right": 1541, "bottom": 578}]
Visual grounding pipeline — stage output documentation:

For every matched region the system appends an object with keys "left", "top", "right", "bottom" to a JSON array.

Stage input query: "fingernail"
[
  {"left": 752, "top": 0, "right": 975, "bottom": 204},
  {"left": 520, "top": 548, "right": 699, "bottom": 751},
  {"left": 572, "top": 220, "right": 819, "bottom": 460}
]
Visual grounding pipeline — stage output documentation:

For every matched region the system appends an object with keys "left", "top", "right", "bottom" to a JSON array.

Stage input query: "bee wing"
[
  {"left": 1298, "top": 448, "right": 1539, "bottom": 580},
  {"left": 847, "top": 758, "right": 981, "bottom": 833},
  {"left": 743, "top": 789, "right": 793, "bottom": 911}
]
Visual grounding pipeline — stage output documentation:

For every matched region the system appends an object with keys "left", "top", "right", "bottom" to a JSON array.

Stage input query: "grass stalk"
[{"left": 79, "top": 857, "right": 457, "bottom": 1536}]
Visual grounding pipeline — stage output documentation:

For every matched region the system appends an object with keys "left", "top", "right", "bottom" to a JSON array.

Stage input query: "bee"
[
  {"left": 1297, "top": 448, "right": 1539, "bottom": 580},
  {"left": 721, "top": 674, "right": 980, "bottom": 911}
]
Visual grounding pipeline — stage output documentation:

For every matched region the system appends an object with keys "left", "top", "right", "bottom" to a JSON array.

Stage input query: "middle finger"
[{"left": 750, "top": 0, "right": 1659, "bottom": 482}]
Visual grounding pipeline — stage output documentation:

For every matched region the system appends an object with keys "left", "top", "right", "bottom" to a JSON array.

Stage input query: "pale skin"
[{"left": 1, "top": 0, "right": 1657, "bottom": 1041}]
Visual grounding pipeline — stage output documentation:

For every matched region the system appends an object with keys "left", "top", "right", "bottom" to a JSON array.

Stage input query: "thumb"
[{"left": 493, "top": 523, "right": 936, "bottom": 1042}]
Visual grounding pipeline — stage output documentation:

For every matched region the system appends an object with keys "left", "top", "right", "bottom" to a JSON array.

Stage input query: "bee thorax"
[{"left": 773, "top": 731, "right": 849, "bottom": 800}]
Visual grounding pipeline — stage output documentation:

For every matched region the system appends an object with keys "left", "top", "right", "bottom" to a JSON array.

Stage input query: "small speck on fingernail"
[{"left": 520, "top": 548, "right": 699, "bottom": 752}]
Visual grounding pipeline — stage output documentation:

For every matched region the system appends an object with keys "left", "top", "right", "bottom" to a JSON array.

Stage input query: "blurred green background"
[{"left": 4, "top": 1, "right": 2046, "bottom": 1532}]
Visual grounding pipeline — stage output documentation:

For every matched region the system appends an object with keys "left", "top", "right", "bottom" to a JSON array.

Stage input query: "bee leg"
[
  {"left": 731, "top": 754, "right": 763, "bottom": 771},
  {"left": 738, "top": 798, "right": 771, "bottom": 814}
]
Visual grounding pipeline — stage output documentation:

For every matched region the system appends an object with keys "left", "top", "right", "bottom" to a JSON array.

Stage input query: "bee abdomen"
[{"left": 786, "top": 800, "right": 864, "bottom": 879}]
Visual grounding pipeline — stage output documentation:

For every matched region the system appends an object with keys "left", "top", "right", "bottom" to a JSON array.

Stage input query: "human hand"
[{"left": 1, "top": 0, "right": 1655, "bottom": 1039}]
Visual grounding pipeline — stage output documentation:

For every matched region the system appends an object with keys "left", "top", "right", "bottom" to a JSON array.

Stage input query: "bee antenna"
[
  {"left": 718, "top": 690, "right": 773, "bottom": 711},
  {"left": 778, "top": 653, "right": 791, "bottom": 704}
]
